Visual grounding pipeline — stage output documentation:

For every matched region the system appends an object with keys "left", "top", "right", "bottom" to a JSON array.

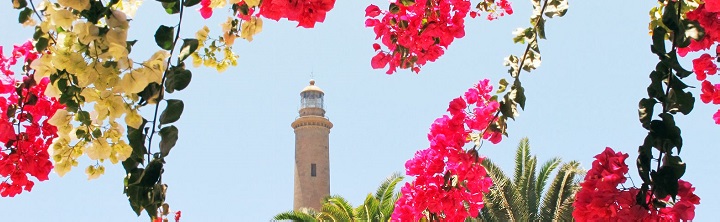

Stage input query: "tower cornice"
[{"left": 291, "top": 116, "right": 333, "bottom": 129}]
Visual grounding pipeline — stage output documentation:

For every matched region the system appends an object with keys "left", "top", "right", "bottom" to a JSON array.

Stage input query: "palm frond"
[
  {"left": 323, "top": 195, "right": 355, "bottom": 221},
  {"left": 356, "top": 194, "right": 379, "bottom": 221},
  {"left": 523, "top": 156, "right": 538, "bottom": 220},
  {"left": 556, "top": 196, "right": 576, "bottom": 222},
  {"left": 273, "top": 209, "right": 318, "bottom": 222},
  {"left": 482, "top": 157, "right": 529, "bottom": 221},
  {"left": 374, "top": 172, "right": 403, "bottom": 218},
  {"left": 535, "top": 157, "right": 561, "bottom": 204},
  {"left": 539, "top": 161, "right": 581, "bottom": 222},
  {"left": 513, "top": 137, "right": 531, "bottom": 186}
]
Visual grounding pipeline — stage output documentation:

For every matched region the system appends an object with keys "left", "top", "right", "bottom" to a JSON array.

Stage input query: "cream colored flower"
[
  {"left": 58, "top": 0, "right": 90, "bottom": 11},
  {"left": 241, "top": 16, "right": 262, "bottom": 42},
  {"left": 73, "top": 21, "right": 100, "bottom": 44},
  {"left": 86, "top": 139, "right": 112, "bottom": 160}
]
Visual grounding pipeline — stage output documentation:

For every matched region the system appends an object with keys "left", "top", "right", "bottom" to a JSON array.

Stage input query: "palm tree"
[
  {"left": 274, "top": 208, "right": 325, "bottom": 222},
  {"left": 273, "top": 173, "right": 403, "bottom": 222},
  {"left": 273, "top": 196, "right": 354, "bottom": 222},
  {"left": 355, "top": 172, "right": 403, "bottom": 222},
  {"left": 476, "top": 138, "right": 583, "bottom": 222}
]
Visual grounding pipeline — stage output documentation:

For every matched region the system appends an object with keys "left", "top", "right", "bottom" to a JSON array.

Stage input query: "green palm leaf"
[
  {"left": 374, "top": 172, "right": 403, "bottom": 220},
  {"left": 479, "top": 138, "right": 583, "bottom": 222},
  {"left": 323, "top": 195, "right": 354, "bottom": 221},
  {"left": 539, "top": 161, "right": 581, "bottom": 222},
  {"left": 273, "top": 208, "right": 320, "bottom": 222}
]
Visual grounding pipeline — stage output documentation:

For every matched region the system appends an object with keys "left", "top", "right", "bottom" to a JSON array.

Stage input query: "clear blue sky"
[{"left": 1, "top": 1, "right": 717, "bottom": 221}]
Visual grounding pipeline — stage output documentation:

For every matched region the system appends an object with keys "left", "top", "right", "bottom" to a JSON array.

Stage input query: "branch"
[{"left": 146, "top": 0, "right": 186, "bottom": 160}]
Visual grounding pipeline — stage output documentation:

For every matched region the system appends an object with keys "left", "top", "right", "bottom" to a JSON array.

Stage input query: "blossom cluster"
[
  {"left": 365, "top": 0, "right": 512, "bottom": 74},
  {"left": 0, "top": 41, "right": 63, "bottom": 197},
  {"left": 392, "top": 79, "right": 501, "bottom": 221},
  {"left": 200, "top": 0, "right": 335, "bottom": 28},
  {"left": 27, "top": 0, "right": 159, "bottom": 179},
  {"left": 681, "top": 2, "right": 720, "bottom": 124},
  {"left": 573, "top": 147, "right": 700, "bottom": 222}
]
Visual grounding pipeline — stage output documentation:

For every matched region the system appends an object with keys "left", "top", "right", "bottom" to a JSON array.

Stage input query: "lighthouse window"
[
  {"left": 301, "top": 91, "right": 324, "bottom": 109},
  {"left": 311, "top": 164, "right": 317, "bottom": 177}
]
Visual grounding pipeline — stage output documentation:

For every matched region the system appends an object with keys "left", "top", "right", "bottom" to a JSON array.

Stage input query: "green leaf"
[
  {"left": 665, "top": 51, "right": 692, "bottom": 78},
  {"left": 125, "top": 118, "right": 147, "bottom": 167},
  {"left": 18, "top": 7, "right": 32, "bottom": 24},
  {"left": 389, "top": 3, "right": 400, "bottom": 14},
  {"left": 662, "top": 1, "right": 679, "bottom": 31},
  {"left": 159, "top": 126, "right": 178, "bottom": 158},
  {"left": 35, "top": 37, "right": 49, "bottom": 51},
  {"left": 651, "top": 27, "right": 667, "bottom": 56},
  {"left": 162, "top": 0, "right": 180, "bottom": 14},
  {"left": 137, "top": 159, "right": 163, "bottom": 187},
  {"left": 183, "top": 0, "right": 201, "bottom": 7},
  {"left": 521, "top": 49, "right": 541, "bottom": 72},
  {"left": 154, "top": 25, "right": 175, "bottom": 50},
  {"left": 499, "top": 95, "right": 518, "bottom": 120},
  {"left": 652, "top": 167, "right": 679, "bottom": 200},
  {"left": 125, "top": 185, "right": 149, "bottom": 216},
  {"left": 33, "top": 26, "right": 43, "bottom": 40},
  {"left": 497, "top": 79, "right": 509, "bottom": 93},
  {"left": 667, "top": 88, "right": 694, "bottom": 115},
  {"left": 650, "top": 113, "right": 683, "bottom": 152},
  {"left": 126, "top": 40, "right": 138, "bottom": 53},
  {"left": 75, "top": 129, "right": 86, "bottom": 139},
  {"left": 77, "top": 111, "right": 92, "bottom": 125},
  {"left": 504, "top": 55, "right": 519, "bottom": 77},
  {"left": 155, "top": 0, "right": 175, "bottom": 3},
  {"left": 544, "top": 0, "right": 568, "bottom": 18},
  {"left": 398, "top": 0, "right": 414, "bottom": 6},
  {"left": 663, "top": 155, "right": 686, "bottom": 180},
  {"left": 138, "top": 83, "right": 164, "bottom": 106},
  {"left": 647, "top": 70, "right": 666, "bottom": 102},
  {"left": 511, "top": 78, "right": 526, "bottom": 109},
  {"left": 637, "top": 134, "right": 653, "bottom": 183},
  {"left": 178, "top": 39, "right": 199, "bottom": 62},
  {"left": 638, "top": 98, "right": 656, "bottom": 129},
  {"left": 536, "top": 17, "right": 546, "bottom": 39},
  {"left": 81, "top": 0, "right": 106, "bottom": 23},
  {"left": 159, "top": 99, "right": 184, "bottom": 125},
  {"left": 165, "top": 67, "right": 192, "bottom": 93},
  {"left": 92, "top": 128, "right": 102, "bottom": 138}
]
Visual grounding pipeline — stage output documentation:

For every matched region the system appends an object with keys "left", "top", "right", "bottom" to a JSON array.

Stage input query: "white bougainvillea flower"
[
  {"left": 85, "top": 139, "right": 112, "bottom": 160},
  {"left": 125, "top": 109, "right": 143, "bottom": 129},
  {"left": 112, "top": 0, "right": 143, "bottom": 18},
  {"left": 50, "top": 9, "right": 75, "bottom": 30},
  {"left": 58, "top": 0, "right": 91, "bottom": 11},
  {"left": 74, "top": 21, "right": 100, "bottom": 44},
  {"left": 107, "top": 10, "right": 129, "bottom": 30},
  {"left": 85, "top": 165, "right": 105, "bottom": 180},
  {"left": 241, "top": 16, "right": 263, "bottom": 42}
]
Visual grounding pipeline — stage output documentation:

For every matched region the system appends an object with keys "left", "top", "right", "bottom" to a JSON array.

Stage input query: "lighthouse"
[{"left": 291, "top": 80, "right": 333, "bottom": 210}]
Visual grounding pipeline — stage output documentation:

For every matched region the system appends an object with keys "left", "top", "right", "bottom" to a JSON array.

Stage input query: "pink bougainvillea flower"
[
  {"left": 365, "top": 4, "right": 381, "bottom": 17},
  {"left": 0, "top": 41, "right": 63, "bottom": 197},
  {"left": 701, "top": 80, "right": 716, "bottom": 104},
  {"left": 370, "top": 52, "right": 391, "bottom": 70},
  {"left": 692, "top": 53, "right": 717, "bottom": 81},
  {"left": 573, "top": 147, "right": 700, "bottom": 221},
  {"left": 706, "top": 0, "right": 720, "bottom": 12},
  {"left": 199, "top": 0, "right": 213, "bottom": 19},
  {"left": 393, "top": 79, "right": 501, "bottom": 221}
]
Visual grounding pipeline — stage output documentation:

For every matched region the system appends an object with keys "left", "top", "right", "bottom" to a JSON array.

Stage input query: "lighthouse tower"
[{"left": 291, "top": 80, "right": 333, "bottom": 210}]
